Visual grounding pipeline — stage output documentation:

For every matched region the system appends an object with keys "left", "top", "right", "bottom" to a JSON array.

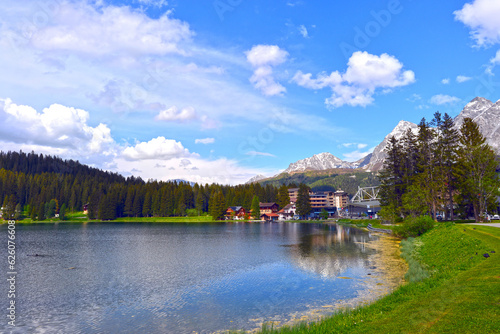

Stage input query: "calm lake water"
[{"left": 1, "top": 222, "right": 400, "bottom": 333}]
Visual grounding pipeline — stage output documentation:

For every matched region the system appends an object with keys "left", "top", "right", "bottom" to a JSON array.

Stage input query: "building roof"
[
  {"left": 261, "top": 213, "right": 279, "bottom": 217},
  {"left": 283, "top": 204, "right": 294, "bottom": 209},
  {"left": 260, "top": 202, "right": 278, "bottom": 208},
  {"left": 288, "top": 188, "right": 299, "bottom": 192},
  {"left": 228, "top": 206, "right": 243, "bottom": 211}
]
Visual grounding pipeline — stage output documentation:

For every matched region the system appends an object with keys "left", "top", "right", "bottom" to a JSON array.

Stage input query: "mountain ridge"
[{"left": 244, "top": 96, "right": 500, "bottom": 184}]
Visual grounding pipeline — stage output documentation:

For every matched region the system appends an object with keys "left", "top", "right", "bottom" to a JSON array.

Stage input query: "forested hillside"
[
  {"left": 260, "top": 169, "right": 380, "bottom": 197},
  {"left": 0, "top": 151, "right": 280, "bottom": 220}
]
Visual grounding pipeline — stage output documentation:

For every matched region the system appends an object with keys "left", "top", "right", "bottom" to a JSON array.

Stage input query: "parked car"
[
  {"left": 436, "top": 215, "right": 443, "bottom": 221},
  {"left": 492, "top": 214, "right": 500, "bottom": 220}
]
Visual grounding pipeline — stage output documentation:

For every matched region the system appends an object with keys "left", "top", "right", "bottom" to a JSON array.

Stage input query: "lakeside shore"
[{"left": 244, "top": 223, "right": 499, "bottom": 333}]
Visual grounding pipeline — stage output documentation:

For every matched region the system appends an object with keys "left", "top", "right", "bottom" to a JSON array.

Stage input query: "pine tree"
[
  {"left": 251, "top": 195, "right": 260, "bottom": 220},
  {"left": 59, "top": 203, "right": 67, "bottom": 221},
  {"left": 209, "top": 190, "right": 226, "bottom": 220},
  {"left": 296, "top": 184, "right": 312, "bottom": 218},
  {"left": 433, "top": 112, "right": 459, "bottom": 220},
  {"left": 379, "top": 136, "right": 405, "bottom": 220},
  {"left": 195, "top": 190, "right": 205, "bottom": 215},
  {"left": 277, "top": 185, "right": 290, "bottom": 209},
  {"left": 142, "top": 192, "right": 152, "bottom": 217},
  {"left": 456, "top": 117, "right": 500, "bottom": 222}
]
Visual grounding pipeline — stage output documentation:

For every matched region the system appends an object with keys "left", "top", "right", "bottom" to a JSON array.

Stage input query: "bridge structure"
[
  {"left": 350, "top": 186, "right": 381, "bottom": 207},
  {"left": 340, "top": 186, "right": 381, "bottom": 217}
]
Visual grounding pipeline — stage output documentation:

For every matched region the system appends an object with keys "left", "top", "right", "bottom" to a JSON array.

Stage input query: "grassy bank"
[
  {"left": 249, "top": 223, "right": 499, "bottom": 333},
  {"left": 4, "top": 212, "right": 216, "bottom": 224}
]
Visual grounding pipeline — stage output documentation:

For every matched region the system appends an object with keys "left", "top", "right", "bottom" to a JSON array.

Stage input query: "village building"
[
  {"left": 288, "top": 188, "right": 299, "bottom": 204},
  {"left": 260, "top": 202, "right": 279, "bottom": 221},
  {"left": 333, "top": 189, "right": 349, "bottom": 210},
  {"left": 278, "top": 203, "right": 296, "bottom": 221},
  {"left": 225, "top": 206, "right": 247, "bottom": 220}
]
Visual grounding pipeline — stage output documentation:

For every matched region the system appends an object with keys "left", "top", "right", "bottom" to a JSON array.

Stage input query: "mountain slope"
[
  {"left": 454, "top": 97, "right": 500, "bottom": 153},
  {"left": 283, "top": 152, "right": 357, "bottom": 174},
  {"left": 362, "top": 120, "right": 419, "bottom": 171}
]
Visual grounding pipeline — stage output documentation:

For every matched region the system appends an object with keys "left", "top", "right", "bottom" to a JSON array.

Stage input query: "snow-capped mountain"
[
  {"left": 245, "top": 174, "right": 268, "bottom": 184},
  {"left": 454, "top": 97, "right": 500, "bottom": 153},
  {"left": 283, "top": 152, "right": 357, "bottom": 174},
  {"left": 362, "top": 120, "right": 419, "bottom": 171},
  {"left": 259, "top": 97, "right": 500, "bottom": 181}
]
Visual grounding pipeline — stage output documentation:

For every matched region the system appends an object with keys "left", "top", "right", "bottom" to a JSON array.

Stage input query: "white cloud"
[
  {"left": 486, "top": 49, "right": 500, "bottom": 73},
  {"left": 245, "top": 45, "right": 289, "bottom": 96},
  {"left": 122, "top": 136, "right": 194, "bottom": 160},
  {"left": 454, "top": 0, "right": 500, "bottom": 47},
  {"left": 429, "top": 94, "right": 461, "bottom": 105},
  {"left": 31, "top": 2, "right": 192, "bottom": 57},
  {"left": 343, "top": 149, "right": 373, "bottom": 162},
  {"left": 155, "top": 106, "right": 198, "bottom": 122},
  {"left": 407, "top": 93, "right": 422, "bottom": 102},
  {"left": 341, "top": 143, "right": 367, "bottom": 149},
  {"left": 0, "top": 97, "right": 114, "bottom": 155},
  {"left": 293, "top": 51, "right": 415, "bottom": 108},
  {"left": 456, "top": 75, "right": 472, "bottom": 83},
  {"left": 195, "top": 138, "right": 215, "bottom": 144},
  {"left": 179, "top": 158, "right": 192, "bottom": 168},
  {"left": 441, "top": 78, "right": 450, "bottom": 84},
  {"left": 245, "top": 151, "right": 276, "bottom": 157},
  {"left": 299, "top": 25, "right": 309, "bottom": 38}
]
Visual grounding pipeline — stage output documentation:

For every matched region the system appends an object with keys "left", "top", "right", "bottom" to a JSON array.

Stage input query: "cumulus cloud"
[
  {"left": 31, "top": 2, "right": 192, "bottom": 57},
  {"left": 441, "top": 78, "right": 450, "bottom": 84},
  {"left": 454, "top": 0, "right": 500, "bottom": 47},
  {"left": 155, "top": 106, "right": 198, "bottom": 122},
  {"left": 245, "top": 45, "right": 289, "bottom": 96},
  {"left": 179, "top": 159, "right": 192, "bottom": 168},
  {"left": 0, "top": 98, "right": 114, "bottom": 154},
  {"left": 292, "top": 51, "right": 415, "bottom": 108},
  {"left": 430, "top": 94, "right": 461, "bottom": 105},
  {"left": 122, "top": 136, "right": 194, "bottom": 160},
  {"left": 456, "top": 75, "right": 472, "bottom": 83},
  {"left": 195, "top": 138, "right": 215, "bottom": 144}
]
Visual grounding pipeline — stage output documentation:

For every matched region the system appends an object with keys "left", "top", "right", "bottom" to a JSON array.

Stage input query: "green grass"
[
  {"left": 3, "top": 212, "right": 216, "bottom": 224},
  {"left": 241, "top": 223, "right": 500, "bottom": 333}
]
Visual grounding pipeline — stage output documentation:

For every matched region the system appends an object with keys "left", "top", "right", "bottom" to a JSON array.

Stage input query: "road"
[{"left": 465, "top": 223, "right": 500, "bottom": 228}]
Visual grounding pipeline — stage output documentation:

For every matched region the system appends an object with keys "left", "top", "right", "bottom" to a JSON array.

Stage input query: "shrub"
[{"left": 394, "top": 216, "right": 435, "bottom": 239}]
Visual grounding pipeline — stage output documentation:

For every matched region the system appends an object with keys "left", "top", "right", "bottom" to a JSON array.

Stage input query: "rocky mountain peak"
[
  {"left": 284, "top": 152, "right": 355, "bottom": 174},
  {"left": 245, "top": 174, "right": 267, "bottom": 184}
]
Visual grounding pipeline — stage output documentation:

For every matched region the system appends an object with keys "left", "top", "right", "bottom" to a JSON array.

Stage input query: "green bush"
[{"left": 394, "top": 216, "right": 435, "bottom": 239}]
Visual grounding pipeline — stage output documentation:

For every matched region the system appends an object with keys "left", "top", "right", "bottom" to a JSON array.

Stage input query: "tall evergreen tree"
[
  {"left": 379, "top": 136, "right": 405, "bottom": 220},
  {"left": 456, "top": 118, "right": 500, "bottom": 222},
  {"left": 433, "top": 112, "right": 459, "bottom": 220},
  {"left": 251, "top": 195, "right": 260, "bottom": 220},
  {"left": 277, "top": 185, "right": 291, "bottom": 209},
  {"left": 296, "top": 184, "right": 312, "bottom": 218},
  {"left": 209, "top": 190, "right": 226, "bottom": 220}
]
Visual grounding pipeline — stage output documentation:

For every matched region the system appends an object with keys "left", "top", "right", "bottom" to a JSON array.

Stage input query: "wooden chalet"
[
  {"left": 259, "top": 202, "right": 279, "bottom": 214},
  {"left": 225, "top": 206, "right": 247, "bottom": 220}
]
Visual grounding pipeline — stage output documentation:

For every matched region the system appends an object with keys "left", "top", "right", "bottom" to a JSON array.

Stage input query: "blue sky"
[{"left": 1, "top": 0, "right": 499, "bottom": 184}]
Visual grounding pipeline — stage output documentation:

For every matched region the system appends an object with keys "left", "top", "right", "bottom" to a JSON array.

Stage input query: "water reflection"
[
  {"left": 290, "top": 224, "right": 374, "bottom": 278},
  {"left": 0, "top": 222, "right": 401, "bottom": 334}
]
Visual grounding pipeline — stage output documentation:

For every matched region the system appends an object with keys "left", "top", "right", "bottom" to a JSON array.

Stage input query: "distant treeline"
[{"left": 0, "top": 151, "right": 290, "bottom": 220}]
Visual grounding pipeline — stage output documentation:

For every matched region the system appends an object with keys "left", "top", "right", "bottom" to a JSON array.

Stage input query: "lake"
[{"left": 0, "top": 222, "right": 404, "bottom": 333}]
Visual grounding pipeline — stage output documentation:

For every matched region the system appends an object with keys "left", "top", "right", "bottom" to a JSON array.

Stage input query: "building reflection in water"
[{"left": 284, "top": 224, "right": 376, "bottom": 278}]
